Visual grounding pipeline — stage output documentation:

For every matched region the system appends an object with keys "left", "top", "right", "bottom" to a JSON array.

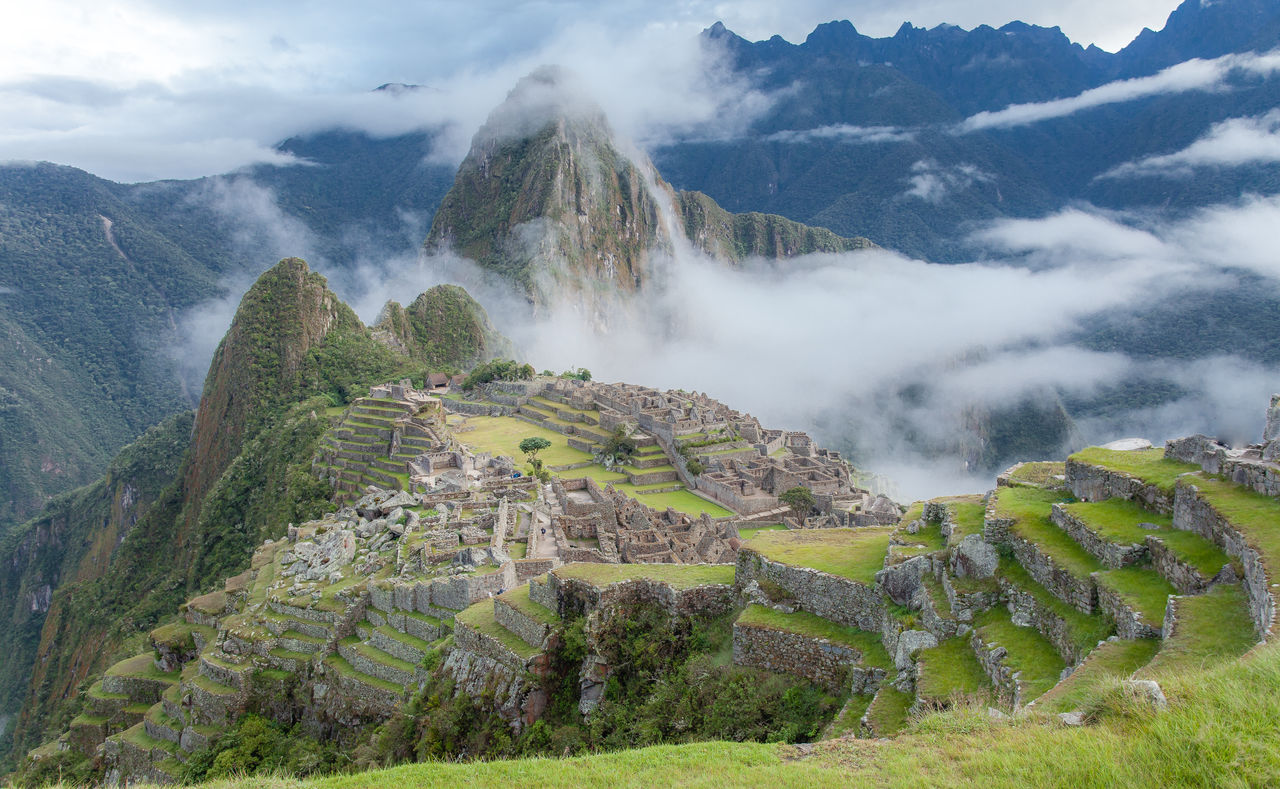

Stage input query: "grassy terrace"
[
  {"left": 1060, "top": 499, "right": 1172, "bottom": 545},
  {"left": 1094, "top": 567, "right": 1175, "bottom": 626},
  {"left": 865, "top": 686, "right": 914, "bottom": 737},
  {"left": 974, "top": 608, "right": 1067, "bottom": 703},
  {"left": 894, "top": 521, "right": 946, "bottom": 557},
  {"left": 1151, "top": 529, "right": 1233, "bottom": 578},
  {"left": 737, "top": 523, "right": 786, "bottom": 541},
  {"left": 1039, "top": 638, "right": 1161, "bottom": 713},
  {"left": 324, "top": 655, "right": 404, "bottom": 694},
  {"left": 915, "top": 636, "right": 991, "bottom": 703},
  {"left": 826, "top": 694, "right": 874, "bottom": 738},
  {"left": 736, "top": 604, "right": 891, "bottom": 670},
  {"left": 994, "top": 487, "right": 1103, "bottom": 581},
  {"left": 455, "top": 601, "right": 541, "bottom": 660},
  {"left": 1068, "top": 447, "right": 1198, "bottom": 494},
  {"left": 996, "top": 560, "right": 1112, "bottom": 654},
  {"left": 1182, "top": 472, "right": 1280, "bottom": 574},
  {"left": 1136, "top": 584, "right": 1259, "bottom": 680},
  {"left": 941, "top": 496, "right": 985, "bottom": 543},
  {"left": 552, "top": 562, "right": 734, "bottom": 590},
  {"left": 498, "top": 585, "right": 560, "bottom": 625},
  {"left": 745, "top": 527, "right": 893, "bottom": 586},
  {"left": 1007, "top": 461, "right": 1066, "bottom": 487},
  {"left": 106, "top": 654, "right": 175, "bottom": 681}
]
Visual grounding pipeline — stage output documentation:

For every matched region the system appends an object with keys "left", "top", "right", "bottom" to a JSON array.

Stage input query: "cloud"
[
  {"left": 765, "top": 124, "right": 916, "bottom": 144},
  {"left": 901, "top": 159, "right": 992, "bottom": 203},
  {"left": 1101, "top": 109, "right": 1280, "bottom": 178},
  {"left": 957, "top": 50, "right": 1280, "bottom": 133}
]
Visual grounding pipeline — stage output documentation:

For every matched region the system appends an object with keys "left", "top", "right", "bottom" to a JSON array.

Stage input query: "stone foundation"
[{"left": 735, "top": 549, "right": 883, "bottom": 631}]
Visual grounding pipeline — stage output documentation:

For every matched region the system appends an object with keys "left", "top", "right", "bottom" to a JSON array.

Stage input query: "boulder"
[
  {"left": 953, "top": 533, "right": 998, "bottom": 579},
  {"left": 893, "top": 629, "right": 938, "bottom": 670},
  {"left": 1123, "top": 679, "right": 1168, "bottom": 710},
  {"left": 876, "top": 555, "right": 930, "bottom": 606}
]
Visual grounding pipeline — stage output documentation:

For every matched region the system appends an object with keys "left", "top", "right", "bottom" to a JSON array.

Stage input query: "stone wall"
[
  {"left": 494, "top": 598, "right": 551, "bottom": 649},
  {"left": 1051, "top": 504, "right": 1148, "bottom": 569},
  {"left": 998, "top": 576, "right": 1089, "bottom": 664},
  {"left": 1145, "top": 535, "right": 1217, "bottom": 595},
  {"left": 1007, "top": 532, "right": 1097, "bottom": 614},
  {"left": 514, "top": 558, "right": 558, "bottom": 583},
  {"left": 1095, "top": 579, "right": 1162, "bottom": 640},
  {"left": 735, "top": 549, "right": 883, "bottom": 631},
  {"left": 732, "top": 621, "right": 869, "bottom": 693},
  {"left": 1173, "top": 481, "right": 1275, "bottom": 637},
  {"left": 970, "top": 628, "right": 1024, "bottom": 712},
  {"left": 1066, "top": 459, "right": 1175, "bottom": 515}
]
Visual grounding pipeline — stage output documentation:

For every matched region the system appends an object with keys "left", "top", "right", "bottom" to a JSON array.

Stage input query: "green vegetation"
[
  {"left": 498, "top": 586, "right": 560, "bottom": 626},
  {"left": 916, "top": 637, "right": 991, "bottom": 704},
  {"left": 461, "top": 359, "right": 534, "bottom": 390},
  {"left": 1182, "top": 472, "right": 1280, "bottom": 574},
  {"left": 1068, "top": 448, "right": 1198, "bottom": 493},
  {"left": 1094, "top": 567, "right": 1175, "bottom": 626},
  {"left": 994, "top": 487, "right": 1103, "bottom": 581},
  {"left": 947, "top": 498, "right": 987, "bottom": 542},
  {"left": 974, "top": 607, "right": 1067, "bottom": 703},
  {"left": 1039, "top": 639, "right": 1161, "bottom": 713},
  {"left": 1149, "top": 529, "right": 1232, "bottom": 579},
  {"left": 865, "top": 686, "right": 914, "bottom": 736},
  {"left": 1007, "top": 462, "right": 1066, "bottom": 487},
  {"left": 374, "top": 284, "right": 513, "bottom": 369},
  {"left": 553, "top": 563, "right": 734, "bottom": 590},
  {"left": 1136, "top": 584, "right": 1259, "bottom": 680},
  {"left": 778, "top": 486, "right": 816, "bottom": 519},
  {"left": 737, "top": 524, "right": 786, "bottom": 541},
  {"left": 1060, "top": 499, "right": 1172, "bottom": 545},
  {"left": 747, "top": 528, "right": 893, "bottom": 586},
  {"left": 736, "top": 605, "right": 891, "bottom": 670},
  {"left": 182, "top": 714, "right": 346, "bottom": 782},
  {"left": 455, "top": 601, "right": 542, "bottom": 660},
  {"left": 996, "top": 560, "right": 1113, "bottom": 656}
]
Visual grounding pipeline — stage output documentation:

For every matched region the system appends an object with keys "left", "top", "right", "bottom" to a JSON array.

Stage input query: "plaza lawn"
[{"left": 452, "top": 416, "right": 593, "bottom": 468}]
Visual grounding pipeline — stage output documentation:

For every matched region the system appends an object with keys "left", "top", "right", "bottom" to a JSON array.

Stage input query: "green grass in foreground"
[
  {"left": 553, "top": 562, "right": 734, "bottom": 590},
  {"left": 1038, "top": 638, "right": 1161, "bottom": 713},
  {"left": 1060, "top": 499, "right": 1173, "bottom": 545},
  {"left": 615, "top": 484, "right": 734, "bottom": 518},
  {"left": 974, "top": 607, "right": 1067, "bottom": 704},
  {"left": 1068, "top": 447, "right": 1198, "bottom": 493},
  {"left": 736, "top": 604, "right": 891, "bottom": 670},
  {"left": 826, "top": 693, "right": 874, "bottom": 739},
  {"left": 1183, "top": 472, "right": 1280, "bottom": 574},
  {"left": 1136, "top": 584, "right": 1258, "bottom": 680},
  {"left": 915, "top": 636, "right": 991, "bottom": 703},
  {"left": 1094, "top": 566, "right": 1175, "bottom": 626},
  {"left": 995, "top": 487, "right": 1103, "bottom": 581},
  {"left": 746, "top": 527, "right": 893, "bottom": 585}
]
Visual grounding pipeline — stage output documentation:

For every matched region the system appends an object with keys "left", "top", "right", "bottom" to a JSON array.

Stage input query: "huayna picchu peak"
[{"left": 426, "top": 66, "right": 871, "bottom": 318}]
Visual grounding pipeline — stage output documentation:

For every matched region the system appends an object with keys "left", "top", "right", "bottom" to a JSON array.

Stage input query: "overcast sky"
[{"left": 0, "top": 0, "right": 1185, "bottom": 182}]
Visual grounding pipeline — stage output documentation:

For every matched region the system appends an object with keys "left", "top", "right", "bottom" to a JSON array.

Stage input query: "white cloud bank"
[
  {"left": 1102, "top": 109, "right": 1280, "bottom": 178},
  {"left": 957, "top": 50, "right": 1280, "bottom": 133}
]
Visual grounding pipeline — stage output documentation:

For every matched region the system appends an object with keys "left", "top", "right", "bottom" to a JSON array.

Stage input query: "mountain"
[
  {"left": 373, "top": 284, "right": 516, "bottom": 368},
  {"left": 426, "top": 66, "right": 871, "bottom": 315},
  {"left": 0, "top": 259, "right": 507, "bottom": 768}
]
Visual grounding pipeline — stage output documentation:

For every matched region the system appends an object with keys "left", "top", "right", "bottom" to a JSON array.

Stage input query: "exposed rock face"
[{"left": 953, "top": 533, "right": 998, "bottom": 578}]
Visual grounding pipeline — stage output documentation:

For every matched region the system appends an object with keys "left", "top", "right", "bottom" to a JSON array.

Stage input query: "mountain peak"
[{"left": 471, "top": 65, "right": 610, "bottom": 150}]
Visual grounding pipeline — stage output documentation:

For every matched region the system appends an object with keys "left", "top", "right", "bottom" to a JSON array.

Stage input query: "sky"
[{"left": 0, "top": 0, "right": 1185, "bottom": 182}]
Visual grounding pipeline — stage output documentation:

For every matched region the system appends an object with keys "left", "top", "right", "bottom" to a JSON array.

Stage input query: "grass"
[
  {"left": 506, "top": 541, "right": 528, "bottom": 559},
  {"left": 171, "top": 638, "right": 1280, "bottom": 788},
  {"left": 1038, "top": 638, "right": 1161, "bottom": 713},
  {"left": 1136, "top": 584, "right": 1259, "bottom": 680},
  {"left": 453, "top": 415, "right": 594, "bottom": 469},
  {"left": 737, "top": 523, "right": 786, "bottom": 541},
  {"left": 1149, "top": 529, "right": 1232, "bottom": 579},
  {"left": 894, "top": 521, "right": 946, "bottom": 556},
  {"left": 616, "top": 484, "right": 734, "bottom": 518},
  {"left": 1060, "top": 499, "right": 1172, "bottom": 545},
  {"left": 1182, "top": 472, "right": 1280, "bottom": 575},
  {"left": 190, "top": 673, "right": 238, "bottom": 697},
  {"left": 1068, "top": 447, "right": 1198, "bottom": 494},
  {"left": 324, "top": 655, "right": 405, "bottom": 694},
  {"left": 865, "top": 686, "right": 914, "bottom": 737},
  {"left": 745, "top": 528, "right": 893, "bottom": 585},
  {"left": 1094, "top": 567, "right": 1176, "bottom": 626},
  {"left": 915, "top": 637, "right": 991, "bottom": 703},
  {"left": 553, "top": 562, "right": 734, "bottom": 590},
  {"left": 997, "top": 560, "right": 1112, "bottom": 655},
  {"left": 454, "top": 601, "right": 541, "bottom": 660},
  {"left": 105, "top": 653, "right": 175, "bottom": 681},
  {"left": 826, "top": 693, "right": 874, "bottom": 739},
  {"left": 946, "top": 498, "right": 986, "bottom": 542},
  {"left": 974, "top": 607, "right": 1067, "bottom": 704},
  {"left": 994, "top": 487, "right": 1103, "bottom": 582},
  {"left": 498, "top": 585, "right": 561, "bottom": 626},
  {"left": 1007, "top": 461, "right": 1066, "bottom": 487},
  {"left": 736, "top": 604, "right": 892, "bottom": 670},
  {"left": 897, "top": 501, "right": 925, "bottom": 527}
]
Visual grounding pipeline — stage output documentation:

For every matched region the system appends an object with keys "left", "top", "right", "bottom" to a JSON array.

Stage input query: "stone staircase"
[{"left": 315, "top": 396, "right": 443, "bottom": 497}]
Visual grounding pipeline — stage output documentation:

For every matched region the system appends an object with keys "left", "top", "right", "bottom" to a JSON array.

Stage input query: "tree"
[
  {"left": 519, "top": 436, "right": 553, "bottom": 473},
  {"left": 778, "top": 486, "right": 815, "bottom": 521},
  {"left": 600, "top": 425, "right": 636, "bottom": 465}
]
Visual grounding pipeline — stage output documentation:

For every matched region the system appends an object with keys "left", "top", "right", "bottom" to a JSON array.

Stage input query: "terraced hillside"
[{"left": 22, "top": 417, "right": 1280, "bottom": 784}]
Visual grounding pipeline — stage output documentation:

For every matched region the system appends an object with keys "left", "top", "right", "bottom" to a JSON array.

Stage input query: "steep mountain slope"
[
  {"left": 426, "top": 67, "right": 871, "bottom": 314},
  {"left": 0, "top": 258, "right": 433, "bottom": 767}
]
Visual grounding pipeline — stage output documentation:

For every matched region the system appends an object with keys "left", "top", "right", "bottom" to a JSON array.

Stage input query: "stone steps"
[
  {"left": 987, "top": 487, "right": 1103, "bottom": 614},
  {"left": 996, "top": 560, "right": 1111, "bottom": 666},
  {"left": 366, "top": 607, "right": 451, "bottom": 643},
  {"left": 323, "top": 655, "right": 406, "bottom": 707},
  {"left": 267, "top": 648, "right": 314, "bottom": 672},
  {"left": 731, "top": 604, "right": 889, "bottom": 694},
  {"left": 1050, "top": 500, "right": 1171, "bottom": 569},
  {"left": 277, "top": 628, "right": 327, "bottom": 654},
  {"left": 1093, "top": 566, "right": 1177, "bottom": 639},
  {"left": 101, "top": 653, "right": 180, "bottom": 706},
  {"left": 198, "top": 652, "right": 250, "bottom": 691},
  {"left": 143, "top": 702, "right": 184, "bottom": 746}
]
